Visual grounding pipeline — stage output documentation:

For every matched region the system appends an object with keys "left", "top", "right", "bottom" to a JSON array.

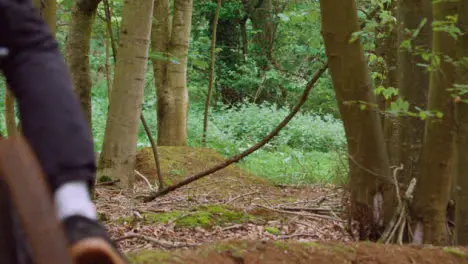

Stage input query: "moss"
[
  {"left": 98, "top": 212, "right": 108, "bottom": 222},
  {"left": 273, "top": 241, "right": 289, "bottom": 250},
  {"left": 97, "top": 175, "right": 113, "bottom": 183},
  {"left": 265, "top": 226, "right": 281, "bottom": 235},
  {"left": 127, "top": 250, "right": 173, "bottom": 264},
  {"left": 300, "top": 241, "right": 320, "bottom": 248},
  {"left": 116, "top": 204, "right": 256, "bottom": 229},
  {"left": 443, "top": 247, "right": 468, "bottom": 258},
  {"left": 331, "top": 244, "right": 357, "bottom": 258},
  {"left": 212, "top": 241, "right": 248, "bottom": 258}
]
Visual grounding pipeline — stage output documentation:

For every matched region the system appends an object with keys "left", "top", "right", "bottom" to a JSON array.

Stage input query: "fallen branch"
[
  {"left": 225, "top": 191, "right": 259, "bottom": 205},
  {"left": 114, "top": 234, "right": 199, "bottom": 248},
  {"left": 96, "top": 179, "right": 120, "bottom": 186},
  {"left": 278, "top": 206, "right": 342, "bottom": 213},
  {"left": 278, "top": 233, "right": 319, "bottom": 240},
  {"left": 143, "top": 63, "right": 329, "bottom": 202},
  {"left": 254, "top": 204, "right": 344, "bottom": 222},
  {"left": 380, "top": 177, "right": 417, "bottom": 244},
  {"left": 134, "top": 170, "right": 154, "bottom": 191}
]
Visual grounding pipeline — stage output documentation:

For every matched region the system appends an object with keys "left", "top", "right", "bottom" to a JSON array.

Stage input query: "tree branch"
[{"left": 142, "top": 63, "right": 328, "bottom": 202}]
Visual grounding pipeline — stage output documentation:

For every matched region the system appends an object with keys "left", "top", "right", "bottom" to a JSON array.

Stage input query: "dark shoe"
[{"left": 62, "top": 215, "right": 128, "bottom": 264}]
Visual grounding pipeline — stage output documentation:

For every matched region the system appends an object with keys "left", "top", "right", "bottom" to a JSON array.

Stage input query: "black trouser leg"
[{"left": 0, "top": 0, "right": 96, "bottom": 193}]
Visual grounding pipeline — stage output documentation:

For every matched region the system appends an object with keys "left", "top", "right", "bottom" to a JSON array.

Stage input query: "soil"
[
  {"left": 128, "top": 240, "right": 468, "bottom": 264},
  {"left": 95, "top": 146, "right": 468, "bottom": 264}
]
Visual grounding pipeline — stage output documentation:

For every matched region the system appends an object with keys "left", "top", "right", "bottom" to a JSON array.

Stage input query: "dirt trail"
[{"left": 128, "top": 240, "right": 468, "bottom": 264}]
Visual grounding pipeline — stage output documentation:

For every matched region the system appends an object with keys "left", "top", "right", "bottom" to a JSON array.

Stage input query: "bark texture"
[
  {"left": 455, "top": 0, "right": 468, "bottom": 246},
  {"left": 412, "top": 1, "right": 459, "bottom": 246},
  {"left": 319, "top": 0, "right": 391, "bottom": 240},
  {"left": 33, "top": 0, "right": 57, "bottom": 33},
  {"left": 397, "top": 0, "right": 432, "bottom": 185},
  {"left": 153, "top": 0, "right": 193, "bottom": 146},
  {"left": 97, "top": 0, "right": 154, "bottom": 188},
  {"left": 65, "top": 0, "right": 101, "bottom": 128}
]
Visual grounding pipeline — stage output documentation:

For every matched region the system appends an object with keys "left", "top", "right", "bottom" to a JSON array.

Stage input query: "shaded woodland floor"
[{"left": 94, "top": 147, "right": 468, "bottom": 263}]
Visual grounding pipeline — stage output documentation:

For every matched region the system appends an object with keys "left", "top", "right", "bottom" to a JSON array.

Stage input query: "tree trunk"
[
  {"left": 248, "top": 0, "right": 275, "bottom": 69},
  {"left": 65, "top": 0, "right": 101, "bottom": 128},
  {"left": 97, "top": 0, "right": 154, "bottom": 188},
  {"left": 33, "top": 0, "right": 57, "bottom": 33},
  {"left": 156, "top": 0, "right": 193, "bottom": 146},
  {"left": 397, "top": 0, "right": 432, "bottom": 185},
  {"left": 411, "top": 1, "right": 459, "bottom": 246},
  {"left": 319, "top": 0, "right": 391, "bottom": 240},
  {"left": 151, "top": 0, "right": 171, "bottom": 145},
  {"left": 454, "top": 0, "right": 468, "bottom": 246},
  {"left": 202, "top": 0, "right": 222, "bottom": 146}
]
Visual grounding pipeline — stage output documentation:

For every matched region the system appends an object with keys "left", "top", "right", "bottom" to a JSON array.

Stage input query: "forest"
[{"left": 2, "top": 0, "right": 468, "bottom": 263}]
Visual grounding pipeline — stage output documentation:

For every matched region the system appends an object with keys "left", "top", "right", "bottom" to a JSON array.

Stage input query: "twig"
[
  {"left": 143, "top": 63, "right": 329, "bottom": 202},
  {"left": 380, "top": 177, "right": 417, "bottom": 244},
  {"left": 278, "top": 233, "right": 319, "bottom": 240},
  {"left": 225, "top": 191, "right": 259, "bottom": 205},
  {"left": 278, "top": 206, "right": 339, "bottom": 213},
  {"left": 221, "top": 224, "right": 244, "bottom": 231},
  {"left": 254, "top": 204, "right": 344, "bottom": 222},
  {"left": 392, "top": 164, "right": 404, "bottom": 207},
  {"left": 134, "top": 170, "right": 154, "bottom": 191},
  {"left": 114, "top": 234, "right": 199, "bottom": 248}
]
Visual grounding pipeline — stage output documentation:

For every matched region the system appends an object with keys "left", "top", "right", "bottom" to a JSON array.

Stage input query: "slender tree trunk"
[
  {"left": 240, "top": 18, "right": 248, "bottom": 60},
  {"left": 411, "top": 1, "right": 459, "bottom": 246},
  {"left": 97, "top": 0, "right": 155, "bottom": 188},
  {"left": 319, "top": 0, "right": 391, "bottom": 240},
  {"left": 202, "top": 0, "right": 222, "bottom": 146},
  {"left": 157, "top": 0, "right": 193, "bottom": 146},
  {"left": 454, "top": 0, "right": 468, "bottom": 246},
  {"left": 65, "top": 0, "right": 101, "bottom": 128},
  {"left": 105, "top": 26, "right": 112, "bottom": 98},
  {"left": 397, "top": 0, "right": 432, "bottom": 185}
]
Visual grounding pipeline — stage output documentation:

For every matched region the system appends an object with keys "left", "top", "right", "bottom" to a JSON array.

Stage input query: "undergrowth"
[{"left": 0, "top": 73, "right": 348, "bottom": 186}]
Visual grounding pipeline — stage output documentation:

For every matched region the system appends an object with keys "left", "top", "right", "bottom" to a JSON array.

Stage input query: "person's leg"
[{"left": 0, "top": 1, "right": 127, "bottom": 263}]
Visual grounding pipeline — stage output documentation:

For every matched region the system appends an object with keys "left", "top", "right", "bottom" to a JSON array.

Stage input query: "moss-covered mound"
[{"left": 134, "top": 146, "right": 271, "bottom": 189}]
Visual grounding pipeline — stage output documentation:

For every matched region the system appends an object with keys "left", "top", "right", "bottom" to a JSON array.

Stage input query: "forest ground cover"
[{"left": 96, "top": 146, "right": 468, "bottom": 264}]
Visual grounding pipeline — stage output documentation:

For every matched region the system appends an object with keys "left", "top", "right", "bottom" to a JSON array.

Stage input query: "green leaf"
[{"left": 349, "top": 31, "right": 363, "bottom": 43}]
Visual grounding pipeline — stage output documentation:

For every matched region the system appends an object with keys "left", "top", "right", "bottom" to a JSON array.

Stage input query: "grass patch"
[{"left": 265, "top": 226, "right": 282, "bottom": 236}]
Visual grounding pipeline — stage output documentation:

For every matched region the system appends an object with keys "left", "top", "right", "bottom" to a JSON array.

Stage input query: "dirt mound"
[
  {"left": 134, "top": 146, "right": 273, "bottom": 196},
  {"left": 128, "top": 240, "right": 468, "bottom": 264}
]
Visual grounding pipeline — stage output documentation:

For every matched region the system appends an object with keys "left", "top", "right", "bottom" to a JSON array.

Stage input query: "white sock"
[{"left": 54, "top": 181, "right": 98, "bottom": 220}]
